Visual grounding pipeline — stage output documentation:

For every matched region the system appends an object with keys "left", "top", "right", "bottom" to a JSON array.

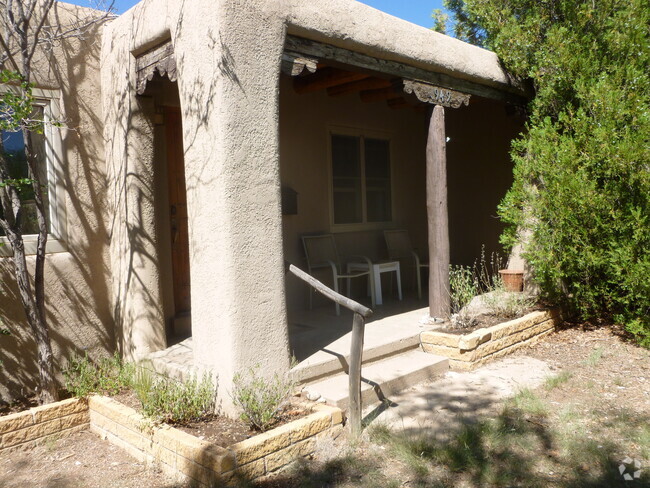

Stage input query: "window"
[
  {"left": 0, "top": 88, "right": 66, "bottom": 255},
  {"left": 331, "top": 131, "right": 392, "bottom": 227}
]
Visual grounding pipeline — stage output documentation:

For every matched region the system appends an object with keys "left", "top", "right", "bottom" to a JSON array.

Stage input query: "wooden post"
[
  {"left": 348, "top": 312, "right": 365, "bottom": 438},
  {"left": 426, "top": 105, "right": 451, "bottom": 320}
]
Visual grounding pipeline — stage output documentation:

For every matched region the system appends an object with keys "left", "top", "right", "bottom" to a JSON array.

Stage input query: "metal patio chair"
[
  {"left": 301, "top": 234, "right": 375, "bottom": 315},
  {"left": 384, "top": 229, "right": 429, "bottom": 300}
]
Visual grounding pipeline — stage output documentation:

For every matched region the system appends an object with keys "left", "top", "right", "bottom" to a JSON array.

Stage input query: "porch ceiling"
[{"left": 284, "top": 35, "right": 531, "bottom": 109}]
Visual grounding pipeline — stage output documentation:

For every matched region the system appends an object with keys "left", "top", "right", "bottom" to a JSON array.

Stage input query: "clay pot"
[{"left": 499, "top": 270, "right": 524, "bottom": 292}]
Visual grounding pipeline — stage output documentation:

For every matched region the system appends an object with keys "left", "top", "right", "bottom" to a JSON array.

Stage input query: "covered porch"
[{"left": 279, "top": 36, "right": 527, "bottom": 370}]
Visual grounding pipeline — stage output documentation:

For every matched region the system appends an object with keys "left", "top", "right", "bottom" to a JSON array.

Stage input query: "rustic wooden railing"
[{"left": 288, "top": 264, "right": 373, "bottom": 437}]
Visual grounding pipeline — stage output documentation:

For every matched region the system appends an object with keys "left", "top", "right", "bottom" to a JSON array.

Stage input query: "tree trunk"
[
  {"left": 426, "top": 105, "right": 451, "bottom": 320},
  {"left": 6, "top": 230, "right": 58, "bottom": 404}
]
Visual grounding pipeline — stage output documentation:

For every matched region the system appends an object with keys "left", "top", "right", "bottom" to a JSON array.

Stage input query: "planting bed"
[
  {"left": 89, "top": 395, "right": 344, "bottom": 486},
  {"left": 421, "top": 310, "right": 560, "bottom": 370},
  {"left": 0, "top": 394, "right": 344, "bottom": 486},
  {"left": 0, "top": 397, "right": 88, "bottom": 453}
]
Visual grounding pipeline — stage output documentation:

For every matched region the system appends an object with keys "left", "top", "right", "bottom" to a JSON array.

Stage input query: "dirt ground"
[{"left": 1, "top": 324, "right": 649, "bottom": 488}]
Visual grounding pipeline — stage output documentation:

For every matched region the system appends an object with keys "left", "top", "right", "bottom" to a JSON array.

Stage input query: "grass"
[
  {"left": 584, "top": 346, "right": 605, "bottom": 366},
  {"left": 258, "top": 371, "right": 650, "bottom": 488},
  {"left": 544, "top": 370, "right": 573, "bottom": 390},
  {"left": 508, "top": 388, "right": 548, "bottom": 416}
]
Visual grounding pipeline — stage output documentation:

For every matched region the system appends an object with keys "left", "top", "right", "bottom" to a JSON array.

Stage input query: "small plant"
[
  {"left": 449, "top": 264, "right": 478, "bottom": 327},
  {"left": 231, "top": 365, "right": 296, "bottom": 432},
  {"left": 481, "top": 283, "right": 535, "bottom": 318},
  {"left": 544, "top": 371, "right": 573, "bottom": 390},
  {"left": 583, "top": 347, "right": 604, "bottom": 367},
  {"left": 132, "top": 368, "right": 216, "bottom": 424},
  {"left": 63, "top": 352, "right": 134, "bottom": 397},
  {"left": 509, "top": 388, "right": 548, "bottom": 416}
]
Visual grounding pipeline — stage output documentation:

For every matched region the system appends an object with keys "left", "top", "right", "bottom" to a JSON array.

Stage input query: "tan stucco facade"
[
  {"left": 0, "top": 3, "right": 113, "bottom": 401},
  {"left": 1, "top": 0, "right": 527, "bottom": 408}
]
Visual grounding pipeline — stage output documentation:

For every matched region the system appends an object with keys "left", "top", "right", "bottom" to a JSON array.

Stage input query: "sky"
[{"left": 65, "top": 0, "right": 444, "bottom": 29}]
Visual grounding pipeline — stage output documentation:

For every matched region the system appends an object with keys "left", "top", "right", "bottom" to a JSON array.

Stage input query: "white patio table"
[{"left": 347, "top": 260, "right": 403, "bottom": 305}]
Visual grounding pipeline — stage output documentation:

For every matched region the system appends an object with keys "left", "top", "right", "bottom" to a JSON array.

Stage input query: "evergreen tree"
[{"left": 445, "top": 0, "right": 650, "bottom": 344}]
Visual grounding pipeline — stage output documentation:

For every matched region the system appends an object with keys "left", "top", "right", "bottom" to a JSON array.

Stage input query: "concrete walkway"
[{"left": 363, "top": 356, "right": 554, "bottom": 434}]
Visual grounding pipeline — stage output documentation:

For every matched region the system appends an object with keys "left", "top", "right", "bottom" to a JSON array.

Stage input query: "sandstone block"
[
  {"left": 458, "top": 329, "right": 491, "bottom": 351},
  {"left": 420, "top": 331, "right": 460, "bottom": 347},
  {"left": 265, "top": 437, "right": 316, "bottom": 472},
  {"left": 59, "top": 412, "right": 89, "bottom": 430},
  {"left": 288, "top": 411, "right": 332, "bottom": 443},
  {"left": 488, "top": 311, "right": 551, "bottom": 340},
  {"left": 0, "top": 411, "right": 34, "bottom": 434},
  {"left": 31, "top": 398, "right": 86, "bottom": 424},
  {"left": 231, "top": 428, "right": 292, "bottom": 465},
  {"left": 225, "top": 458, "right": 266, "bottom": 484}
]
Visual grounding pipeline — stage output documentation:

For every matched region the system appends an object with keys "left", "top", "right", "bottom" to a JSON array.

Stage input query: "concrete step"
[
  {"left": 306, "top": 349, "right": 449, "bottom": 409},
  {"left": 289, "top": 307, "right": 430, "bottom": 384}
]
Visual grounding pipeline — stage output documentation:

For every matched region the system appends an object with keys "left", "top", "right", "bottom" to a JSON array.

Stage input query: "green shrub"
[
  {"left": 132, "top": 368, "right": 216, "bottom": 424},
  {"left": 231, "top": 366, "right": 295, "bottom": 432},
  {"left": 446, "top": 0, "right": 650, "bottom": 346},
  {"left": 63, "top": 352, "right": 134, "bottom": 397}
]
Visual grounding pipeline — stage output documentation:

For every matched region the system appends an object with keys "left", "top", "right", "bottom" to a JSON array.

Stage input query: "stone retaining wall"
[
  {"left": 421, "top": 310, "right": 559, "bottom": 370},
  {"left": 88, "top": 396, "right": 344, "bottom": 486},
  {"left": 0, "top": 398, "right": 89, "bottom": 452}
]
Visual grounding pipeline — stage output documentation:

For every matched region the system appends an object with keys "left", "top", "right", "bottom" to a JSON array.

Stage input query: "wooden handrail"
[
  {"left": 288, "top": 265, "right": 372, "bottom": 318},
  {"left": 288, "top": 264, "right": 372, "bottom": 437}
]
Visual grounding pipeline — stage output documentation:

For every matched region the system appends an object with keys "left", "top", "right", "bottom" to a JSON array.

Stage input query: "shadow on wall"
[{"left": 0, "top": 7, "right": 115, "bottom": 402}]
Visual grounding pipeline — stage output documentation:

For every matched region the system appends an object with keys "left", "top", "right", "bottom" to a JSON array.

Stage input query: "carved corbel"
[
  {"left": 403, "top": 80, "right": 471, "bottom": 108},
  {"left": 281, "top": 52, "right": 318, "bottom": 77},
  {"left": 135, "top": 40, "right": 178, "bottom": 95}
]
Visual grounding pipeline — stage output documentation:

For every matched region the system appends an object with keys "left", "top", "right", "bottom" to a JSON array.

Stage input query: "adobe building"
[{"left": 0, "top": 0, "right": 528, "bottom": 410}]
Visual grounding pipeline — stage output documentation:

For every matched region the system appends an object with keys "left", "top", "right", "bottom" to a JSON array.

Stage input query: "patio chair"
[
  {"left": 384, "top": 230, "right": 429, "bottom": 300},
  {"left": 301, "top": 234, "right": 375, "bottom": 315}
]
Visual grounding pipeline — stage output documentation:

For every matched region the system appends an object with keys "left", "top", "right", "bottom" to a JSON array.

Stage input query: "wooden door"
[{"left": 165, "top": 107, "right": 191, "bottom": 315}]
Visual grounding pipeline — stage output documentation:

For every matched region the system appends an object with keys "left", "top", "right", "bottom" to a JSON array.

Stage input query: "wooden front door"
[{"left": 165, "top": 107, "right": 191, "bottom": 315}]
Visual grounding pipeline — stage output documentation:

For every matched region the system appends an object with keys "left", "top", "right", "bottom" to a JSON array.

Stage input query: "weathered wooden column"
[
  {"left": 403, "top": 81, "right": 471, "bottom": 320},
  {"left": 426, "top": 105, "right": 450, "bottom": 319}
]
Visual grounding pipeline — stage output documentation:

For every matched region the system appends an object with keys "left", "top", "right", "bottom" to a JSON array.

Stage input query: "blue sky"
[{"left": 65, "top": 0, "right": 444, "bottom": 28}]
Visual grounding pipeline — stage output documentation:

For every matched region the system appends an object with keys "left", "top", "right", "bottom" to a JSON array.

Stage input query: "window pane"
[
  {"left": 0, "top": 106, "right": 49, "bottom": 236},
  {"left": 365, "top": 138, "right": 391, "bottom": 222},
  {"left": 332, "top": 134, "right": 362, "bottom": 224}
]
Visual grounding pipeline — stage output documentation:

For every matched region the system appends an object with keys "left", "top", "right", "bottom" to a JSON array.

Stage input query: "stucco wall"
[{"left": 0, "top": 4, "right": 113, "bottom": 402}]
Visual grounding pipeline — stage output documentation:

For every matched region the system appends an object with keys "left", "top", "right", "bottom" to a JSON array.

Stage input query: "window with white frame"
[
  {"left": 330, "top": 131, "right": 392, "bottom": 226},
  {"left": 0, "top": 89, "right": 66, "bottom": 254}
]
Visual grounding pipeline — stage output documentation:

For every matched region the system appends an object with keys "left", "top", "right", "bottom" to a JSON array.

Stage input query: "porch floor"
[
  {"left": 144, "top": 297, "right": 445, "bottom": 386},
  {"left": 289, "top": 297, "right": 443, "bottom": 383}
]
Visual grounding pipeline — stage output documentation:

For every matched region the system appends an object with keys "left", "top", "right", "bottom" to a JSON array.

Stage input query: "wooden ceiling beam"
[
  {"left": 293, "top": 68, "right": 370, "bottom": 94},
  {"left": 327, "top": 77, "right": 393, "bottom": 97}
]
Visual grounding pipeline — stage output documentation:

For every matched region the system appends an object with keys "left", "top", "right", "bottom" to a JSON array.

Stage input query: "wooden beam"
[
  {"left": 293, "top": 67, "right": 369, "bottom": 94},
  {"left": 281, "top": 53, "right": 318, "bottom": 76},
  {"left": 327, "top": 77, "right": 392, "bottom": 96},
  {"left": 285, "top": 36, "right": 530, "bottom": 105},
  {"left": 359, "top": 86, "right": 401, "bottom": 103},
  {"left": 426, "top": 105, "right": 451, "bottom": 320}
]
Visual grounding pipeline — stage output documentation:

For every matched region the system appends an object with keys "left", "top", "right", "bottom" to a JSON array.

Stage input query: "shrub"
[
  {"left": 231, "top": 366, "right": 295, "bottom": 432},
  {"left": 63, "top": 352, "right": 134, "bottom": 397},
  {"left": 132, "top": 368, "right": 216, "bottom": 424},
  {"left": 446, "top": 0, "right": 650, "bottom": 346}
]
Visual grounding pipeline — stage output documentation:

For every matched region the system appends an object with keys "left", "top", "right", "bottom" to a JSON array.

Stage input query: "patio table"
[{"left": 347, "top": 260, "right": 402, "bottom": 305}]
